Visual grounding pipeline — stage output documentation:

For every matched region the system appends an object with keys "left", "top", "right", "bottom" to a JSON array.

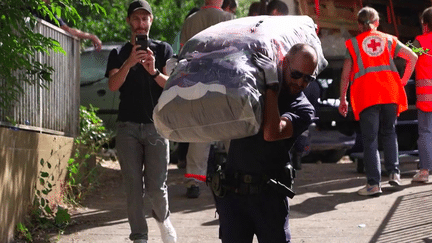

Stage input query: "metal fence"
[{"left": 0, "top": 19, "right": 80, "bottom": 137}]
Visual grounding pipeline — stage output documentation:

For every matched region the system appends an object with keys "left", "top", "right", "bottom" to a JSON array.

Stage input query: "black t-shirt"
[
  {"left": 225, "top": 90, "right": 314, "bottom": 177},
  {"left": 105, "top": 40, "right": 173, "bottom": 124}
]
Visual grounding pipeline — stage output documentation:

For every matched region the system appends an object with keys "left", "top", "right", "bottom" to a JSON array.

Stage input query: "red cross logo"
[
  {"left": 367, "top": 39, "right": 381, "bottom": 52},
  {"left": 362, "top": 36, "right": 384, "bottom": 57}
]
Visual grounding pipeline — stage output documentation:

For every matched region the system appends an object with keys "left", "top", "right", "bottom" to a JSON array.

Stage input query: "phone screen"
[{"left": 136, "top": 34, "right": 148, "bottom": 51}]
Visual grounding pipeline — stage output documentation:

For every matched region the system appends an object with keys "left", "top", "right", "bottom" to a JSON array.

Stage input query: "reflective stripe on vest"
[
  {"left": 417, "top": 94, "right": 432, "bottom": 102},
  {"left": 417, "top": 79, "right": 432, "bottom": 87},
  {"left": 351, "top": 37, "right": 398, "bottom": 80},
  {"left": 417, "top": 79, "right": 432, "bottom": 102}
]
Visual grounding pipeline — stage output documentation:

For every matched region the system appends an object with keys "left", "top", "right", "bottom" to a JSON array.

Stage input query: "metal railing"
[{"left": 0, "top": 19, "right": 80, "bottom": 137}]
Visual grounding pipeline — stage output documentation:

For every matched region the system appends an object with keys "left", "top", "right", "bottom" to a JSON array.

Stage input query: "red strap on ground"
[{"left": 185, "top": 174, "right": 207, "bottom": 182}]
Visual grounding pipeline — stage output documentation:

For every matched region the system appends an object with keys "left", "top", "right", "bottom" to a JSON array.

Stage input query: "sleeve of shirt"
[
  {"left": 105, "top": 48, "right": 122, "bottom": 78},
  {"left": 56, "top": 16, "right": 66, "bottom": 27},
  {"left": 394, "top": 39, "right": 404, "bottom": 56},
  {"left": 162, "top": 42, "right": 174, "bottom": 68},
  {"left": 344, "top": 48, "right": 352, "bottom": 60},
  {"left": 281, "top": 93, "right": 315, "bottom": 139},
  {"left": 180, "top": 18, "right": 190, "bottom": 46}
]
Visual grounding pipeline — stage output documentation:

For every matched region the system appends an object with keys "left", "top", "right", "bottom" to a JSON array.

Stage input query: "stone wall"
[{"left": 0, "top": 127, "right": 74, "bottom": 243}]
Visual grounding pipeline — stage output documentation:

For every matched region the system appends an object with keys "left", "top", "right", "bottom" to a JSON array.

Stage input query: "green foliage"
[
  {"left": 406, "top": 41, "right": 431, "bottom": 56},
  {"left": 15, "top": 158, "right": 71, "bottom": 242},
  {"left": 237, "top": 0, "right": 257, "bottom": 18},
  {"left": 16, "top": 106, "right": 110, "bottom": 240},
  {"left": 73, "top": 0, "right": 201, "bottom": 44},
  {"left": 72, "top": 0, "right": 256, "bottom": 46},
  {"left": 16, "top": 223, "right": 32, "bottom": 242},
  {"left": 76, "top": 105, "right": 112, "bottom": 149},
  {"left": 1, "top": 0, "right": 104, "bottom": 111},
  {"left": 64, "top": 105, "right": 112, "bottom": 205}
]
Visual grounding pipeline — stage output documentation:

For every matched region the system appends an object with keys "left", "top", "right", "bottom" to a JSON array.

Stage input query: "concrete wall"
[{"left": 0, "top": 127, "right": 74, "bottom": 243}]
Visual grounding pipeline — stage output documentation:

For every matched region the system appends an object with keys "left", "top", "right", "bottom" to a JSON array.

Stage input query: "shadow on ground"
[
  {"left": 369, "top": 188, "right": 432, "bottom": 243},
  {"left": 60, "top": 158, "right": 420, "bottom": 237},
  {"left": 290, "top": 161, "right": 419, "bottom": 219}
]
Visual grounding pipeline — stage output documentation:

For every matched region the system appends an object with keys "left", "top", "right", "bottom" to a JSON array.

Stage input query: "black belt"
[{"left": 224, "top": 173, "right": 268, "bottom": 195}]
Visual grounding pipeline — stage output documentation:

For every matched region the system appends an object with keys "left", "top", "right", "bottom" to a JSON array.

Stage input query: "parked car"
[{"left": 80, "top": 43, "right": 180, "bottom": 162}]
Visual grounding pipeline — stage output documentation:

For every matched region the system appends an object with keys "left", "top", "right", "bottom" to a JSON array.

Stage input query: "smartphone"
[{"left": 135, "top": 34, "right": 148, "bottom": 51}]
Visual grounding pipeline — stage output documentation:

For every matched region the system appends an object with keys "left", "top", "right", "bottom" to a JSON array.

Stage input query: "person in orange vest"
[
  {"left": 411, "top": 7, "right": 432, "bottom": 183},
  {"left": 338, "top": 7, "right": 417, "bottom": 196}
]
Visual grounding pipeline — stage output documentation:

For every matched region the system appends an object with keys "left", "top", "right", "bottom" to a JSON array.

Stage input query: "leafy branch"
[
  {"left": 0, "top": 0, "right": 105, "bottom": 111},
  {"left": 406, "top": 41, "right": 432, "bottom": 56}
]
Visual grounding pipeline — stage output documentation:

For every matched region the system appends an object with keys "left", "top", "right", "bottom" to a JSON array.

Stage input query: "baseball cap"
[{"left": 128, "top": 0, "right": 152, "bottom": 16}]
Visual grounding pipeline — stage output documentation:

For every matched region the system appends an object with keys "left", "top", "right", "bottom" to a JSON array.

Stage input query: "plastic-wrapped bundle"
[{"left": 153, "top": 15, "right": 327, "bottom": 142}]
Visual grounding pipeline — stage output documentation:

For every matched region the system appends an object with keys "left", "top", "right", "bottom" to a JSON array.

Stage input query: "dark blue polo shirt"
[{"left": 225, "top": 89, "right": 314, "bottom": 177}]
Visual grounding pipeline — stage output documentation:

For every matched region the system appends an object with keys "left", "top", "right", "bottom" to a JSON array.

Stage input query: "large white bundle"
[{"left": 153, "top": 15, "right": 327, "bottom": 142}]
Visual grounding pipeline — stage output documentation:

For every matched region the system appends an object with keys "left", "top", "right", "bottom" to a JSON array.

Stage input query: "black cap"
[{"left": 128, "top": 0, "right": 152, "bottom": 16}]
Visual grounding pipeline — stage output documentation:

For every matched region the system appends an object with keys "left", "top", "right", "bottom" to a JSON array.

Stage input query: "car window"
[{"left": 80, "top": 50, "right": 111, "bottom": 84}]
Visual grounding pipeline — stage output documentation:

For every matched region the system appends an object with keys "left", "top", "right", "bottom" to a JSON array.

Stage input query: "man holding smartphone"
[{"left": 105, "top": 1, "right": 176, "bottom": 243}]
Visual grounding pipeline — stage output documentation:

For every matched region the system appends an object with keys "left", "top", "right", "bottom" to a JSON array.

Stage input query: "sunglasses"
[
  {"left": 290, "top": 70, "right": 316, "bottom": 83},
  {"left": 287, "top": 63, "right": 316, "bottom": 83}
]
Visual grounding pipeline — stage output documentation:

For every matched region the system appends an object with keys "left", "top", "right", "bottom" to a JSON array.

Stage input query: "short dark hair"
[
  {"left": 357, "top": 6, "right": 379, "bottom": 31},
  {"left": 421, "top": 7, "right": 432, "bottom": 30},
  {"left": 222, "top": 0, "right": 237, "bottom": 10},
  {"left": 266, "top": 0, "right": 289, "bottom": 15},
  {"left": 248, "top": 2, "right": 261, "bottom": 16}
]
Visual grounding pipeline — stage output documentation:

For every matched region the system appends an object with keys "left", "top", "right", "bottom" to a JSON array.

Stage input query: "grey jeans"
[
  {"left": 359, "top": 104, "right": 400, "bottom": 186},
  {"left": 116, "top": 122, "right": 170, "bottom": 241}
]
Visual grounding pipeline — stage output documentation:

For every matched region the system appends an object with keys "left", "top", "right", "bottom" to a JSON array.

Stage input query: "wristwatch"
[
  {"left": 150, "top": 69, "right": 160, "bottom": 78},
  {"left": 266, "top": 83, "right": 279, "bottom": 91}
]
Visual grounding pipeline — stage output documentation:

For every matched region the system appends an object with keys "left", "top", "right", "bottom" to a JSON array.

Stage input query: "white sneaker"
[
  {"left": 412, "top": 169, "right": 429, "bottom": 183},
  {"left": 389, "top": 172, "right": 401, "bottom": 186},
  {"left": 133, "top": 240, "right": 147, "bottom": 243},
  {"left": 357, "top": 184, "right": 382, "bottom": 196},
  {"left": 157, "top": 217, "right": 177, "bottom": 243}
]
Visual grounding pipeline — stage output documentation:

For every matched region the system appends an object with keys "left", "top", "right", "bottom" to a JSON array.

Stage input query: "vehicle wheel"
[
  {"left": 169, "top": 141, "right": 179, "bottom": 164},
  {"left": 322, "top": 149, "right": 347, "bottom": 163}
]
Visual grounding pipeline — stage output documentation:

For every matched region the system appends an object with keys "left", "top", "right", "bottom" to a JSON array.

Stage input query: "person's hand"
[
  {"left": 91, "top": 34, "right": 102, "bottom": 52},
  {"left": 140, "top": 48, "right": 157, "bottom": 76},
  {"left": 338, "top": 98, "right": 349, "bottom": 117},
  {"left": 166, "top": 56, "right": 178, "bottom": 75},
  {"left": 252, "top": 52, "right": 278, "bottom": 86},
  {"left": 124, "top": 45, "right": 147, "bottom": 69}
]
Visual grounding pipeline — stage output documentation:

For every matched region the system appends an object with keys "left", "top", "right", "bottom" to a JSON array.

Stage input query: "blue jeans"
[
  {"left": 418, "top": 110, "right": 432, "bottom": 170},
  {"left": 359, "top": 104, "right": 400, "bottom": 186},
  {"left": 215, "top": 190, "right": 291, "bottom": 243},
  {"left": 116, "top": 122, "right": 170, "bottom": 241}
]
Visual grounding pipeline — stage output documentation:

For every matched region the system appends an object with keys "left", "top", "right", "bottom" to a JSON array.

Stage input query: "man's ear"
[{"left": 126, "top": 16, "right": 130, "bottom": 25}]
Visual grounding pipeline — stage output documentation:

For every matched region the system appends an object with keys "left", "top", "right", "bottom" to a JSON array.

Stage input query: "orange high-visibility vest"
[
  {"left": 345, "top": 30, "right": 408, "bottom": 120},
  {"left": 415, "top": 33, "right": 432, "bottom": 112}
]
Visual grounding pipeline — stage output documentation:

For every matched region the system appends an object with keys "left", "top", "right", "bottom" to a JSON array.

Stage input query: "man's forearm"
[
  {"left": 108, "top": 63, "right": 132, "bottom": 91},
  {"left": 262, "top": 89, "right": 293, "bottom": 141},
  {"left": 340, "top": 59, "right": 352, "bottom": 100}
]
